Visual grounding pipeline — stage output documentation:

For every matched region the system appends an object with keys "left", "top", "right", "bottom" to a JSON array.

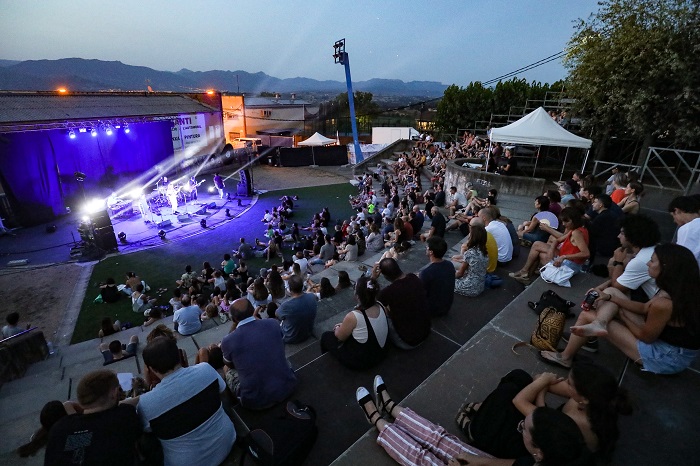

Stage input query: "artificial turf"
[{"left": 71, "top": 182, "right": 357, "bottom": 343}]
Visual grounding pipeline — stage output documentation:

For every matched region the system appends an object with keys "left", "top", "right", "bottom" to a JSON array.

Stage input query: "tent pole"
[
  {"left": 533, "top": 146, "right": 540, "bottom": 177},
  {"left": 486, "top": 138, "right": 493, "bottom": 172},
  {"left": 581, "top": 149, "right": 590, "bottom": 174},
  {"left": 560, "top": 147, "right": 570, "bottom": 181}
]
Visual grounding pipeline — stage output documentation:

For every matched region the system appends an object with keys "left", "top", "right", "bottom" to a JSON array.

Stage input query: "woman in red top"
[{"left": 510, "top": 207, "right": 590, "bottom": 285}]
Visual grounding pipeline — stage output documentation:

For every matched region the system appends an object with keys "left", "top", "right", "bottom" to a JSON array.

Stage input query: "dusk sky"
[{"left": 1, "top": 0, "right": 600, "bottom": 86}]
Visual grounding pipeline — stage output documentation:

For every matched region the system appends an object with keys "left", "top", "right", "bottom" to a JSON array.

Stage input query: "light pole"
[{"left": 333, "top": 39, "right": 363, "bottom": 163}]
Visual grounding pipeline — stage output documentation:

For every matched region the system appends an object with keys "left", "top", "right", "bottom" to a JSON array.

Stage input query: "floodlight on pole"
[{"left": 332, "top": 38, "right": 363, "bottom": 163}]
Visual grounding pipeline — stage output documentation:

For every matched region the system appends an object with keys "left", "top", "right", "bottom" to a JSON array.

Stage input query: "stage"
[{"left": 0, "top": 190, "right": 257, "bottom": 269}]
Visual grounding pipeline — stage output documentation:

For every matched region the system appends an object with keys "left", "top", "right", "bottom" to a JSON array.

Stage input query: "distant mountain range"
[{"left": 0, "top": 58, "right": 448, "bottom": 99}]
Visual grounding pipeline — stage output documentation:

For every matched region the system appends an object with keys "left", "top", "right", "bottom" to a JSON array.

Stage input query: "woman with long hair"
[
  {"left": 246, "top": 277, "right": 271, "bottom": 308},
  {"left": 510, "top": 207, "right": 590, "bottom": 285},
  {"left": 266, "top": 268, "right": 286, "bottom": 301},
  {"left": 542, "top": 243, "right": 700, "bottom": 374},
  {"left": 355, "top": 374, "right": 595, "bottom": 466},
  {"left": 335, "top": 270, "right": 353, "bottom": 291},
  {"left": 320, "top": 275, "right": 388, "bottom": 370},
  {"left": 453, "top": 224, "right": 489, "bottom": 297},
  {"left": 454, "top": 361, "right": 630, "bottom": 462}
]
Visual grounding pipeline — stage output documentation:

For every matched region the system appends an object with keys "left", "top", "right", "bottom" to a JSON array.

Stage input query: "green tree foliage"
[
  {"left": 565, "top": 0, "right": 700, "bottom": 147},
  {"left": 435, "top": 78, "right": 560, "bottom": 134},
  {"left": 334, "top": 91, "right": 380, "bottom": 117}
]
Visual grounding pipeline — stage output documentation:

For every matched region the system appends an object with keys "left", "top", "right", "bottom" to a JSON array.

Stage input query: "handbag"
[
  {"left": 539, "top": 261, "right": 575, "bottom": 287},
  {"left": 512, "top": 306, "right": 566, "bottom": 353}
]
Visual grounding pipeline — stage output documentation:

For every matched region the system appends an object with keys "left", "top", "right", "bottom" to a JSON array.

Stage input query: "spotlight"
[
  {"left": 90, "top": 127, "right": 97, "bottom": 137},
  {"left": 124, "top": 124, "right": 130, "bottom": 134},
  {"left": 208, "top": 186, "right": 215, "bottom": 193},
  {"left": 158, "top": 230, "right": 167, "bottom": 240},
  {"left": 81, "top": 215, "right": 90, "bottom": 222},
  {"left": 225, "top": 208, "right": 231, "bottom": 217},
  {"left": 79, "top": 127, "right": 87, "bottom": 133},
  {"left": 118, "top": 231, "right": 127, "bottom": 243},
  {"left": 128, "top": 189, "right": 142, "bottom": 199},
  {"left": 105, "top": 125, "right": 113, "bottom": 136},
  {"left": 200, "top": 219, "right": 207, "bottom": 228},
  {"left": 114, "top": 124, "right": 121, "bottom": 129},
  {"left": 68, "top": 129, "right": 76, "bottom": 139},
  {"left": 84, "top": 198, "right": 106, "bottom": 214}
]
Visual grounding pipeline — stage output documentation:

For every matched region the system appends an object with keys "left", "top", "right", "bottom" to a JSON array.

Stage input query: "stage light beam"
[{"left": 84, "top": 198, "right": 106, "bottom": 214}]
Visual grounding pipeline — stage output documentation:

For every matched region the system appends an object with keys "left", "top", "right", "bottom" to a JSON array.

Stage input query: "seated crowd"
[{"left": 20, "top": 143, "right": 700, "bottom": 466}]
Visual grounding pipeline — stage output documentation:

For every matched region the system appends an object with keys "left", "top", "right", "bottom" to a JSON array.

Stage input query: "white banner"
[{"left": 169, "top": 114, "right": 207, "bottom": 152}]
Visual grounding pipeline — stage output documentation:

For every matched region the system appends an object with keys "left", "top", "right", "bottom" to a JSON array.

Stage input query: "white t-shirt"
[
  {"left": 351, "top": 306, "right": 388, "bottom": 346},
  {"left": 451, "top": 192, "right": 468, "bottom": 207},
  {"left": 677, "top": 218, "right": 700, "bottom": 266},
  {"left": 293, "top": 256, "right": 309, "bottom": 273},
  {"left": 485, "top": 221, "right": 513, "bottom": 262},
  {"left": 616, "top": 246, "right": 658, "bottom": 298}
]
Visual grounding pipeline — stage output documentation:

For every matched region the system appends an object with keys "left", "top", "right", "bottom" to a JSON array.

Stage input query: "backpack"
[
  {"left": 532, "top": 289, "right": 576, "bottom": 318},
  {"left": 241, "top": 400, "right": 318, "bottom": 466}
]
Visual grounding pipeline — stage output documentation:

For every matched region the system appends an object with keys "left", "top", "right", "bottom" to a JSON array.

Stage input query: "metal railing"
[{"left": 640, "top": 147, "right": 700, "bottom": 195}]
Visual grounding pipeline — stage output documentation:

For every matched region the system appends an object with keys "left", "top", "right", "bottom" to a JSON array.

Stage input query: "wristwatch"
[{"left": 612, "top": 261, "right": 624, "bottom": 267}]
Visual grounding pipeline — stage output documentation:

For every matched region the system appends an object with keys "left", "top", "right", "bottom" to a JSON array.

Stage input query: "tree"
[
  {"left": 565, "top": 0, "right": 700, "bottom": 163},
  {"left": 334, "top": 91, "right": 380, "bottom": 117},
  {"left": 434, "top": 82, "right": 492, "bottom": 134}
]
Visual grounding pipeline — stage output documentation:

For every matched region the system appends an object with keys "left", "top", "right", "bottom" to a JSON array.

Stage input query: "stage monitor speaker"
[
  {"left": 207, "top": 202, "right": 217, "bottom": 209},
  {"left": 157, "top": 219, "right": 172, "bottom": 228},
  {"left": 237, "top": 169, "right": 252, "bottom": 196},
  {"left": 194, "top": 206, "right": 208, "bottom": 215},
  {"left": 91, "top": 210, "right": 113, "bottom": 229},
  {"left": 46, "top": 225, "right": 57, "bottom": 233},
  {"left": 94, "top": 226, "right": 118, "bottom": 251}
]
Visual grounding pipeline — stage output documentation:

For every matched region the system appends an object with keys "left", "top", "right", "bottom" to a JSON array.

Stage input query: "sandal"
[
  {"left": 356, "top": 387, "right": 382, "bottom": 426},
  {"left": 528, "top": 301, "right": 538, "bottom": 312},
  {"left": 539, "top": 351, "right": 572, "bottom": 369},
  {"left": 455, "top": 402, "right": 479, "bottom": 431},
  {"left": 373, "top": 375, "right": 397, "bottom": 418}
]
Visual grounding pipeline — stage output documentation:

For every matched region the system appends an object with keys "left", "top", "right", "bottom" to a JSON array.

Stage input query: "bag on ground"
[
  {"left": 242, "top": 400, "right": 318, "bottom": 466},
  {"left": 539, "top": 261, "right": 575, "bottom": 287}
]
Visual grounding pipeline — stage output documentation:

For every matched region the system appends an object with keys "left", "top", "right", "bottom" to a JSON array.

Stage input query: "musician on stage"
[
  {"left": 213, "top": 173, "right": 225, "bottom": 199},
  {"left": 189, "top": 176, "right": 199, "bottom": 200},
  {"left": 167, "top": 183, "right": 179, "bottom": 215}
]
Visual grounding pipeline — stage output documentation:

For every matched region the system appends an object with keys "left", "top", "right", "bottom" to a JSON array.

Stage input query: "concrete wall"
[{"left": 444, "top": 159, "right": 546, "bottom": 197}]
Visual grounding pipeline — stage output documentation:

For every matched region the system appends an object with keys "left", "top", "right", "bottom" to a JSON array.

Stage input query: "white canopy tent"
[
  {"left": 489, "top": 107, "right": 592, "bottom": 178},
  {"left": 298, "top": 132, "right": 337, "bottom": 166}
]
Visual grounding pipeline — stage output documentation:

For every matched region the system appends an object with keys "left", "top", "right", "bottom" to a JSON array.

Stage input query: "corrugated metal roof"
[{"left": 0, "top": 93, "right": 219, "bottom": 124}]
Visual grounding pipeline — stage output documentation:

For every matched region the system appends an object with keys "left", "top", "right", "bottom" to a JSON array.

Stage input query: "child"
[{"left": 2, "top": 312, "right": 26, "bottom": 339}]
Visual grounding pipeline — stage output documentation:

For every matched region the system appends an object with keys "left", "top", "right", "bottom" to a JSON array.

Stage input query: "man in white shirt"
[
  {"left": 668, "top": 195, "right": 700, "bottom": 266},
  {"left": 447, "top": 186, "right": 468, "bottom": 217},
  {"left": 479, "top": 207, "right": 512, "bottom": 264}
]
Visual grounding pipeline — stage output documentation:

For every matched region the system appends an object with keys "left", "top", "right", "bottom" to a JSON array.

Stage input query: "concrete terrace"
[{"left": 0, "top": 158, "right": 698, "bottom": 466}]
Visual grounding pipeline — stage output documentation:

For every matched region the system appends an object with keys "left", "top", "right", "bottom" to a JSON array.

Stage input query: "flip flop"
[{"left": 538, "top": 351, "right": 572, "bottom": 369}]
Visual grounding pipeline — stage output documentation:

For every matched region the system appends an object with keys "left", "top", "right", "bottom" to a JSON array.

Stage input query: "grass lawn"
[{"left": 72, "top": 182, "right": 357, "bottom": 343}]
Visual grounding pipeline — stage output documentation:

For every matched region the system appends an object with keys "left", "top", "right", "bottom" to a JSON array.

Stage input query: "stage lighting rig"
[
  {"left": 90, "top": 127, "right": 97, "bottom": 137},
  {"left": 68, "top": 129, "right": 76, "bottom": 139},
  {"left": 200, "top": 219, "right": 207, "bottom": 229},
  {"left": 158, "top": 230, "right": 167, "bottom": 240},
  {"left": 118, "top": 232, "right": 127, "bottom": 243},
  {"left": 124, "top": 123, "right": 130, "bottom": 134}
]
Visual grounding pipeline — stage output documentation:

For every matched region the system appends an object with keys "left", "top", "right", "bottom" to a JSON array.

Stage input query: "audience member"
[
  {"left": 668, "top": 195, "right": 700, "bottom": 265},
  {"left": 479, "top": 207, "right": 513, "bottom": 264},
  {"left": 99, "top": 277, "right": 120, "bottom": 303},
  {"left": 453, "top": 224, "right": 489, "bottom": 297},
  {"left": 321, "top": 275, "right": 388, "bottom": 369},
  {"left": 3, "top": 312, "right": 26, "bottom": 338},
  {"left": 98, "top": 316, "right": 121, "bottom": 338},
  {"left": 45, "top": 370, "right": 142, "bottom": 465},
  {"left": 173, "top": 294, "right": 202, "bottom": 336},
  {"left": 276, "top": 275, "right": 317, "bottom": 344},
  {"left": 99, "top": 335, "right": 138, "bottom": 364},
  {"left": 419, "top": 237, "right": 455, "bottom": 317},
  {"left": 135, "top": 337, "right": 235, "bottom": 465},
  {"left": 374, "top": 258, "right": 431, "bottom": 349},
  {"left": 221, "top": 298, "right": 297, "bottom": 409}
]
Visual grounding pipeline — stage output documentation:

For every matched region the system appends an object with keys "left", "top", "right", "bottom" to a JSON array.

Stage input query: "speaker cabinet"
[{"left": 94, "top": 226, "right": 118, "bottom": 251}]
